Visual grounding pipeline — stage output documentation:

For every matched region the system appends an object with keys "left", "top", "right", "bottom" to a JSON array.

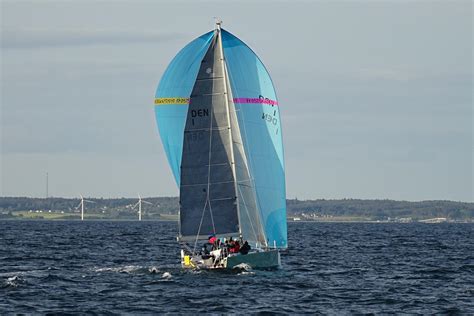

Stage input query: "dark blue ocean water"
[{"left": 1, "top": 221, "right": 473, "bottom": 314}]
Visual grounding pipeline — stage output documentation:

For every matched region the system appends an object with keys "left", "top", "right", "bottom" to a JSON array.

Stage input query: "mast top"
[{"left": 214, "top": 17, "right": 222, "bottom": 30}]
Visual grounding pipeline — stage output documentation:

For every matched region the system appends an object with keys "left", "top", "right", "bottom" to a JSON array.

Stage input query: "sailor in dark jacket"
[{"left": 239, "top": 241, "right": 251, "bottom": 255}]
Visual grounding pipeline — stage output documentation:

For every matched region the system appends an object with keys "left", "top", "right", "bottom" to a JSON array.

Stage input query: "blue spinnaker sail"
[
  {"left": 154, "top": 31, "right": 213, "bottom": 183},
  {"left": 221, "top": 30, "right": 287, "bottom": 248},
  {"left": 155, "top": 28, "right": 287, "bottom": 249}
]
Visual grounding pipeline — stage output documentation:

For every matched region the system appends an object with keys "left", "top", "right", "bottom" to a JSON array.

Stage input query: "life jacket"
[{"left": 232, "top": 243, "right": 240, "bottom": 253}]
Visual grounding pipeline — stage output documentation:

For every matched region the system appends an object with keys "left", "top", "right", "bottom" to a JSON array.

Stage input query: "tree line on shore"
[{"left": 0, "top": 196, "right": 472, "bottom": 220}]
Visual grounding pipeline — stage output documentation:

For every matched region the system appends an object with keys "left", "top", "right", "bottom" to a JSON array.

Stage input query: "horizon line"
[{"left": 0, "top": 195, "right": 472, "bottom": 204}]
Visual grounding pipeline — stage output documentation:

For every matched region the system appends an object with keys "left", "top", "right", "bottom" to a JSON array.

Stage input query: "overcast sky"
[{"left": 1, "top": 1, "right": 472, "bottom": 201}]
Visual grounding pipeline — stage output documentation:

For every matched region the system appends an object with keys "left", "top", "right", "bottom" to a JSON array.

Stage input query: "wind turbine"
[
  {"left": 76, "top": 195, "right": 95, "bottom": 221},
  {"left": 133, "top": 194, "right": 152, "bottom": 221}
]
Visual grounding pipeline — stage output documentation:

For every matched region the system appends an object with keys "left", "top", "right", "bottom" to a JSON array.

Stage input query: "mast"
[
  {"left": 215, "top": 21, "right": 242, "bottom": 237},
  {"left": 215, "top": 18, "right": 222, "bottom": 30}
]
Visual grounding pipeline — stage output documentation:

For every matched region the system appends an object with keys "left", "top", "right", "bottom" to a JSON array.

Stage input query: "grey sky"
[{"left": 1, "top": 1, "right": 472, "bottom": 201}]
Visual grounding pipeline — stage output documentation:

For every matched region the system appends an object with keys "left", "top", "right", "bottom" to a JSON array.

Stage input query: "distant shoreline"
[
  {"left": 1, "top": 197, "right": 473, "bottom": 222},
  {"left": 1, "top": 216, "right": 472, "bottom": 224}
]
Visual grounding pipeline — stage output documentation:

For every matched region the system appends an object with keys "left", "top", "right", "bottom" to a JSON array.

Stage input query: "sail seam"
[
  {"left": 237, "top": 183, "right": 253, "bottom": 188},
  {"left": 181, "top": 162, "right": 232, "bottom": 168},
  {"left": 195, "top": 76, "right": 224, "bottom": 81},
  {"left": 184, "top": 127, "right": 230, "bottom": 132},
  {"left": 181, "top": 180, "right": 234, "bottom": 187},
  {"left": 181, "top": 167, "right": 230, "bottom": 171},
  {"left": 181, "top": 178, "right": 252, "bottom": 187},
  {"left": 191, "top": 92, "right": 226, "bottom": 97},
  {"left": 209, "top": 197, "right": 236, "bottom": 202}
]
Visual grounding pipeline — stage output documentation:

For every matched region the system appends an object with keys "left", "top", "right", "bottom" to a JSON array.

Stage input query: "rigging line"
[
  {"left": 237, "top": 149, "right": 267, "bottom": 247},
  {"left": 237, "top": 184, "right": 260, "bottom": 246},
  {"left": 206, "top": 95, "right": 216, "bottom": 235},
  {"left": 225, "top": 70, "right": 254, "bottom": 177},
  {"left": 226, "top": 69, "right": 267, "bottom": 247},
  {"left": 225, "top": 67, "right": 262, "bottom": 211},
  {"left": 193, "top": 197, "right": 209, "bottom": 255}
]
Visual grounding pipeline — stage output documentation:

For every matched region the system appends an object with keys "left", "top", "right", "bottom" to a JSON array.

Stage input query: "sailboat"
[{"left": 154, "top": 21, "right": 287, "bottom": 269}]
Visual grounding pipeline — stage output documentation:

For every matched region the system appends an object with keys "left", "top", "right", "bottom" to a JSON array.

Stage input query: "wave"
[
  {"left": 1, "top": 275, "right": 23, "bottom": 288},
  {"left": 91, "top": 265, "right": 175, "bottom": 278}
]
